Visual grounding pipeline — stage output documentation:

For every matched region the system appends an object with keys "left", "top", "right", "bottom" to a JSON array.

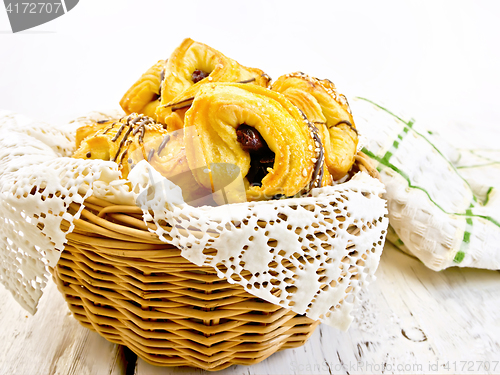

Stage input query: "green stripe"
[
  {"left": 459, "top": 148, "right": 500, "bottom": 152},
  {"left": 363, "top": 147, "right": 448, "bottom": 210},
  {"left": 357, "top": 97, "right": 480, "bottom": 205},
  {"left": 380, "top": 151, "right": 393, "bottom": 168},
  {"left": 484, "top": 187, "right": 494, "bottom": 206},
  {"left": 466, "top": 149, "right": 500, "bottom": 163},
  {"left": 378, "top": 119, "right": 414, "bottom": 167},
  {"left": 463, "top": 232, "right": 471, "bottom": 243},
  {"left": 362, "top": 148, "right": 500, "bottom": 228},
  {"left": 454, "top": 208, "right": 473, "bottom": 264},
  {"left": 457, "top": 162, "right": 500, "bottom": 169},
  {"left": 465, "top": 213, "right": 499, "bottom": 227},
  {"left": 356, "top": 97, "right": 411, "bottom": 125},
  {"left": 453, "top": 251, "right": 465, "bottom": 263}
]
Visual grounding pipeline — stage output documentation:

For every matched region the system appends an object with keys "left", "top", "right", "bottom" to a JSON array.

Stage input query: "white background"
[{"left": 1, "top": 0, "right": 499, "bottom": 147}]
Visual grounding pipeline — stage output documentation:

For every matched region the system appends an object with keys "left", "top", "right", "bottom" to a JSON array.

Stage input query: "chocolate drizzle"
[
  {"left": 165, "top": 96, "right": 195, "bottom": 112},
  {"left": 167, "top": 96, "right": 194, "bottom": 107},
  {"left": 97, "top": 119, "right": 109, "bottom": 124},
  {"left": 132, "top": 117, "right": 152, "bottom": 143},
  {"left": 110, "top": 114, "right": 155, "bottom": 162},
  {"left": 171, "top": 103, "right": 193, "bottom": 112},
  {"left": 158, "top": 134, "right": 171, "bottom": 155},
  {"left": 112, "top": 121, "right": 127, "bottom": 142},
  {"left": 158, "top": 69, "right": 165, "bottom": 101},
  {"left": 261, "top": 72, "right": 272, "bottom": 83},
  {"left": 297, "top": 109, "right": 324, "bottom": 194},
  {"left": 147, "top": 148, "right": 155, "bottom": 162},
  {"left": 113, "top": 125, "right": 133, "bottom": 162},
  {"left": 118, "top": 148, "right": 129, "bottom": 168},
  {"left": 130, "top": 116, "right": 142, "bottom": 126},
  {"left": 333, "top": 120, "right": 358, "bottom": 135},
  {"left": 102, "top": 122, "right": 116, "bottom": 135},
  {"left": 237, "top": 77, "right": 256, "bottom": 84},
  {"left": 308, "top": 123, "right": 324, "bottom": 191}
]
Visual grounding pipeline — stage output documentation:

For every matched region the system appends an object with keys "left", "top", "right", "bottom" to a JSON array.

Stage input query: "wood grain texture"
[{"left": 0, "top": 281, "right": 129, "bottom": 375}]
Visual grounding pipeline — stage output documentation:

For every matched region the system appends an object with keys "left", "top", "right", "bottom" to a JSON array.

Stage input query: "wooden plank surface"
[
  {"left": 0, "top": 280, "right": 132, "bottom": 375},
  {"left": 2, "top": 243, "right": 499, "bottom": 375}
]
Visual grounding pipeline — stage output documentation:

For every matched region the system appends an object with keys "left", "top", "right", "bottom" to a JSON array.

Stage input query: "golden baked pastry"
[
  {"left": 321, "top": 165, "right": 334, "bottom": 187},
  {"left": 272, "top": 72, "right": 358, "bottom": 180},
  {"left": 73, "top": 114, "right": 165, "bottom": 179},
  {"left": 155, "top": 38, "right": 271, "bottom": 126},
  {"left": 73, "top": 114, "right": 213, "bottom": 204},
  {"left": 78, "top": 43, "right": 363, "bottom": 204},
  {"left": 119, "top": 60, "right": 166, "bottom": 121},
  {"left": 162, "top": 108, "right": 187, "bottom": 133},
  {"left": 143, "top": 128, "right": 215, "bottom": 205},
  {"left": 75, "top": 119, "right": 114, "bottom": 149},
  {"left": 183, "top": 82, "right": 324, "bottom": 201}
]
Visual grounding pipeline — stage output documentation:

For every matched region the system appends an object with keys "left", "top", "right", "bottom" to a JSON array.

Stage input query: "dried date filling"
[
  {"left": 191, "top": 69, "right": 210, "bottom": 83},
  {"left": 236, "top": 124, "right": 275, "bottom": 187}
]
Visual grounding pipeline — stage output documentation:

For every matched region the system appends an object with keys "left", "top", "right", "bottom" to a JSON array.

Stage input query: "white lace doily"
[{"left": 0, "top": 110, "right": 388, "bottom": 331}]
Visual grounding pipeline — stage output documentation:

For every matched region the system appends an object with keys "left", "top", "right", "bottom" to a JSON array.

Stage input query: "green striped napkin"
[{"left": 351, "top": 98, "right": 500, "bottom": 271}]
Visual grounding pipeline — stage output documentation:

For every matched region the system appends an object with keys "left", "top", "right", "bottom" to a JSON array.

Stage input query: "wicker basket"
[{"left": 51, "top": 152, "right": 379, "bottom": 371}]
